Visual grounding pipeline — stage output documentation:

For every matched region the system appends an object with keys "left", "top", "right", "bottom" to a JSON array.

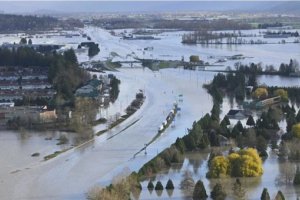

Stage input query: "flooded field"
[
  {"left": 1, "top": 27, "right": 299, "bottom": 68},
  {"left": 83, "top": 27, "right": 300, "bottom": 67}
]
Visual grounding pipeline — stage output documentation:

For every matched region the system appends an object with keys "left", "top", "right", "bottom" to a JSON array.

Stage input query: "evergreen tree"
[
  {"left": 278, "top": 141, "right": 289, "bottom": 160},
  {"left": 256, "top": 136, "right": 268, "bottom": 157},
  {"left": 211, "top": 103, "right": 221, "bottom": 121},
  {"left": 88, "top": 43, "right": 100, "bottom": 57},
  {"left": 209, "top": 130, "right": 220, "bottom": 147},
  {"left": 246, "top": 115, "right": 255, "bottom": 126},
  {"left": 294, "top": 166, "right": 300, "bottom": 185},
  {"left": 247, "top": 73, "right": 258, "bottom": 87},
  {"left": 221, "top": 116, "right": 230, "bottom": 126},
  {"left": 296, "top": 109, "right": 300, "bottom": 123},
  {"left": 155, "top": 181, "right": 164, "bottom": 190},
  {"left": 235, "top": 121, "right": 244, "bottom": 132},
  {"left": 64, "top": 48, "right": 78, "bottom": 64},
  {"left": 261, "top": 188, "right": 270, "bottom": 200},
  {"left": 165, "top": 179, "right": 175, "bottom": 190},
  {"left": 231, "top": 126, "right": 241, "bottom": 138},
  {"left": 147, "top": 180, "right": 154, "bottom": 190},
  {"left": 211, "top": 183, "right": 226, "bottom": 200},
  {"left": 193, "top": 180, "right": 208, "bottom": 200},
  {"left": 175, "top": 138, "right": 186, "bottom": 153},
  {"left": 20, "top": 37, "right": 27, "bottom": 44}
]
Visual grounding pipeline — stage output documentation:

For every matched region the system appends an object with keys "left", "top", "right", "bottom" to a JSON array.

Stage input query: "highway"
[{"left": 1, "top": 68, "right": 213, "bottom": 200}]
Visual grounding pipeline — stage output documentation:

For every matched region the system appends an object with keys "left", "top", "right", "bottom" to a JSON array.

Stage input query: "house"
[
  {"left": 88, "top": 79, "right": 103, "bottom": 91},
  {"left": 226, "top": 109, "right": 246, "bottom": 119},
  {"left": 40, "top": 109, "right": 57, "bottom": 122},
  {"left": 75, "top": 85, "right": 99, "bottom": 99},
  {"left": 0, "top": 102, "right": 14, "bottom": 107},
  {"left": 75, "top": 79, "right": 103, "bottom": 100},
  {"left": 0, "top": 81, "right": 20, "bottom": 90}
]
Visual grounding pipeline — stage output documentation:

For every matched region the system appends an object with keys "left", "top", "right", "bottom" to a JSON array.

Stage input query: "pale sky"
[{"left": 0, "top": 1, "right": 299, "bottom": 14}]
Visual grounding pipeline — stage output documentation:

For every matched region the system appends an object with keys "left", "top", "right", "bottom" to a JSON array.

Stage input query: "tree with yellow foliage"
[
  {"left": 274, "top": 89, "right": 288, "bottom": 102},
  {"left": 190, "top": 55, "right": 200, "bottom": 63},
  {"left": 292, "top": 123, "right": 300, "bottom": 138},
  {"left": 252, "top": 88, "right": 268, "bottom": 99},
  {"left": 207, "top": 156, "right": 229, "bottom": 178},
  {"left": 207, "top": 148, "right": 263, "bottom": 178}
]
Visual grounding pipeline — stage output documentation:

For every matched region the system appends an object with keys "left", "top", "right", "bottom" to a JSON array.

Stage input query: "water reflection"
[
  {"left": 166, "top": 189, "right": 174, "bottom": 198},
  {"left": 139, "top": 150, "right": 300, "bottom": 200},
  {"left": 155, "top": 189, "right": 163, "bottom": 197}
]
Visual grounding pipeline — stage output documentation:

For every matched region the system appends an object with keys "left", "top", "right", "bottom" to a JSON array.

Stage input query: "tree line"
[
  {"left": 233, "top": 59, "right": 299, "bottom": 76},
  {"left": 92, "top": 17, "right": 252, "bottom": 31},
  {"left": 0, "top": 14, "right": 83, "bottom": 33}
]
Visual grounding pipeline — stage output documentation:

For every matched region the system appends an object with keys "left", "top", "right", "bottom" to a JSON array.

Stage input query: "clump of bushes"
[
  {"left": 207, "top": 148, "right": 263, "bottom": 178},
  {"left": 138, "top": 146, "right": 183, "bottom": 178}
]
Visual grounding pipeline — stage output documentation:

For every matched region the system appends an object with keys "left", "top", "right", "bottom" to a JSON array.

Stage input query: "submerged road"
[{"left": 1, "top": 68, "right": 214, "bottom": 200}]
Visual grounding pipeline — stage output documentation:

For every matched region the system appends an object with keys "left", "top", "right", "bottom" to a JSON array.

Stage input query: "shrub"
[
  {"left": 253, "top": 87, "right": 268, "bottom": 99},
  {"left": 190, "top": 55, "right": 200, "bottom": 62},
  {"left": 165, "top": 179, "right": 175, "bottom": 190},
  {"left": 274, "top": 89, "right": 288, "bottom": 102},
  {"left": 155, "top": 181, "right": 164, "bottom": 190},
  {"left": 147, "top": 180, "right": 154, "bottom": 190},
  {"left": 207, "top": 156, "right": 229, "bottom": 178},
  {"left": 261, "top": 188, "right": 270, "bottom": 200},
  {"left": 293, "top": 167, "right": 300, "bottom": 185},
  {"left": 292, "top": 123, "right": 300, "bottom": 138},
  {"left": 207, "top": 148, "right": 263, "bottom": 178}
]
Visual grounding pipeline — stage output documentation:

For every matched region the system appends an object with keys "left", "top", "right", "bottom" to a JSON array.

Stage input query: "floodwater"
[
  {"left": 0, "top": 26, "right": 299, "bottom": 199},
  {"left": 0, "top": 27, "right": 299, "bottom": 68},
  {"left": 84, "top": 27, "right": 300, "bottom": 67},
  {"left": 139, "top": 149, "right": 300, "bottom": 200},
  {"left": 0, "top": 68, "right": 215, "bottom": 200},
  {"left": 258, "top": 75, "right": 300, "bottom": 87}
]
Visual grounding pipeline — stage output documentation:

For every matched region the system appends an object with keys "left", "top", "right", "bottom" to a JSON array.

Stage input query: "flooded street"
[{"left": 0, "top": 67, "right": 214, "bottom": 200}]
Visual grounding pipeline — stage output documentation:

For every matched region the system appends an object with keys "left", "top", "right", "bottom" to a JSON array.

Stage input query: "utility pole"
[{"left": 144, "top": 144, "right": 147, "bottom": 155}]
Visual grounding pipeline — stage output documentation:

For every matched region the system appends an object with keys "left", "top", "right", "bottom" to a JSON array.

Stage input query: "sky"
[{"left": 0, "top": 1, "right": 299, "bottom": 14}]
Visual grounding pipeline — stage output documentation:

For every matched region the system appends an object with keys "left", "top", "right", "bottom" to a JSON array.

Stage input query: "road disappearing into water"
[{"left": 1, "top": 68, "right": 213, "bottom": 200}]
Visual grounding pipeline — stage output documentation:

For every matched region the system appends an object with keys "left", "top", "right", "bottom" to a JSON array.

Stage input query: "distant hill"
[
  {"left": 0, "top": 1, "right": 299, "bottom": 15},
  {"left": 268, "top": 2, "right": 300, "bottom": 14}
]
